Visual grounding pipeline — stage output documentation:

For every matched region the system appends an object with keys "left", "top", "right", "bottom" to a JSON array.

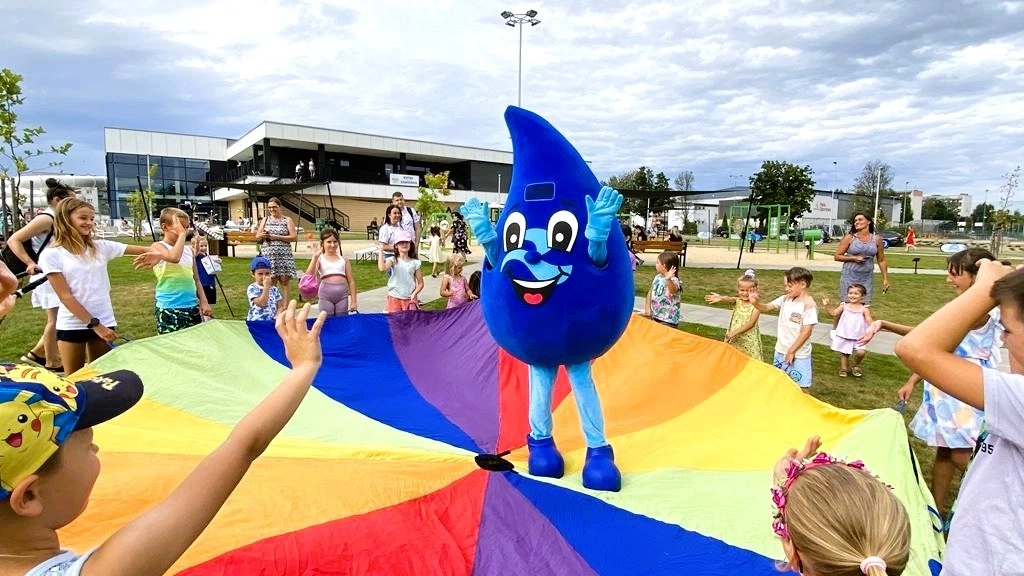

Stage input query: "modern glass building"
[{"left": 104, "top": 123, "right": 512, "bottom": 230}]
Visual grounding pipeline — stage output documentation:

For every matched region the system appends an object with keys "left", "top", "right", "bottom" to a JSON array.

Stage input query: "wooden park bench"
[
  {"left": 631, "top": 240, "right": 688, "bottom": 268},
  {"left": 224, "top": 230, "right": 260, "bottom": 258}
]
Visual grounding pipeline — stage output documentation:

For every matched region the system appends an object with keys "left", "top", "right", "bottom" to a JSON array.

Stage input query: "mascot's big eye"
[
  {"left": 17, "top": 414, "right": 28, "bottom": 423},
  {"left": 503, "top": 212, "right": 527, "bottom": 252},
  {"left": 547, "top": 210, "right": 579, "bottom": 252}
]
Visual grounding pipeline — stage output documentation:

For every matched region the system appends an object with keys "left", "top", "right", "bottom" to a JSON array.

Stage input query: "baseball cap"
[
  {"left": 0, "top": 363, "right": 143, "bottom": 499},
  {"left": 393, "top": 230, "right": 413, "bottom": 244},
  {"left": 250, "top": 256, "right": 272, "bottom": 271}
]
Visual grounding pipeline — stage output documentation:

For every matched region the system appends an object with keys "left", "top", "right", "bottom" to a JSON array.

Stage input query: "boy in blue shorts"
[{"left": 750, "top": 266, "right": 818, "bottom": 391}]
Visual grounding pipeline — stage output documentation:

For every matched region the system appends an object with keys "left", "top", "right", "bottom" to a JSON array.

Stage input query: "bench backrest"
[{"left": 227, "top": 231, "right": 259, "bottom": 243}]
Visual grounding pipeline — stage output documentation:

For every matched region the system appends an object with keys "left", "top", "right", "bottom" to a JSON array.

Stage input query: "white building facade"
[{"left": 104, "top": 122, "right": 512, "bottom": 231}]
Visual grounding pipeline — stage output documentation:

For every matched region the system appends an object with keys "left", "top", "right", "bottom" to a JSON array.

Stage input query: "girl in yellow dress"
[{"left": 704, "top": 269, "right": 764, "bottom": 361}]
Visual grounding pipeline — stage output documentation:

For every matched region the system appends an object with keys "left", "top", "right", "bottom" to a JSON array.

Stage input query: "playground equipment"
[
  {"left": 726, "top": 203, "right": 791, "bottom": 253},
  {"left": 801, "top": 228, "right": 822, "bottom": 259}
]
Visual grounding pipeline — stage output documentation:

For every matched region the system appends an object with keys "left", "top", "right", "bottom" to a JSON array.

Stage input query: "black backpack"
[{"left": 1, "top": 214, "right": 54, "bottom": 276}]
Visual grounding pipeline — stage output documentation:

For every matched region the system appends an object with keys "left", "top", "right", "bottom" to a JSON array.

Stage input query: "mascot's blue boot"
[
  {"left": 527, "top": 435, "right": 565, "bottom": 478},
  {"left": 582, "top": 445, "right": 621, "bottom": 492}
]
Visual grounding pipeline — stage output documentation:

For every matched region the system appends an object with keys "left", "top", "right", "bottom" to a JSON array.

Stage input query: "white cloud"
[{"left": 4, "top": 0, "right": 1024, "bottom": 201}]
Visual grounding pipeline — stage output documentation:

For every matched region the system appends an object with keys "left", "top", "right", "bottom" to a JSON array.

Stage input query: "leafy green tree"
[
  {"left": 971, "top": 202, "right": 996, "bottom": 230},
  {"left": 850, "top": 160, "right": 894, "bottom": 214},
  {"left": 921, "top": 197, "right": 958, "bottom": 221},
  {"left": 0, "top": 68, "right": 72, "bottom": 230},
  {"left": 416, "top": 170, "right": 452, "bottom": 226},
  {"left": 674, "top": 170, "right": 695, "bottom": 230},
  {"left": 604, "top": 166, "right": 672, "bottom": 215},
  {"left": 748, "top": 160, "right": 816, "bottom": 225}
]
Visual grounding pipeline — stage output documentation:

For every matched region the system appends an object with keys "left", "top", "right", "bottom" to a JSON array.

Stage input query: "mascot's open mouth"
[
  {"left": 5, "top": 432, "right": 23, "bottom": 448},
  {"left": 512, "top": 277, "right": 559, "bottom": 305}
]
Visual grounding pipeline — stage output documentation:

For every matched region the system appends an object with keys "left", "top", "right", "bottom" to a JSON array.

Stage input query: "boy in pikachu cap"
[{"left": 0, "top": 300, "right": 326, "bottom": 575}]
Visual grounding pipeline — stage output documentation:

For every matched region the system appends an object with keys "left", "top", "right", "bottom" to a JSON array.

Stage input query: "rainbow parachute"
[{"left": 69, "top": 303, "right": 944, "bottom": 575}]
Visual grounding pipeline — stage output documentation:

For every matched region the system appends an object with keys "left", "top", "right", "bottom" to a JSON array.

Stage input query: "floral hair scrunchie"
[{"left": 771, "top": 452, "right": 889, "bottom": 539}]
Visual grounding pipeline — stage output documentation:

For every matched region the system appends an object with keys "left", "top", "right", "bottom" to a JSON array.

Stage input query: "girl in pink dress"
[
  {"left": 440, "top": 253, "right": 473, "bottom": 308},
  {"left": 822, "top": 283, "right": 873, "bottom": 377}
]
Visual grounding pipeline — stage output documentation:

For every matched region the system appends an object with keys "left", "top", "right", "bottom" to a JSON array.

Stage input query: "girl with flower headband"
[
  {"left": 772, "top": 436, "right": 911, "bottom": 575},
  {"left": 704, "top": 268, "right": 764, "bottom": 360}
]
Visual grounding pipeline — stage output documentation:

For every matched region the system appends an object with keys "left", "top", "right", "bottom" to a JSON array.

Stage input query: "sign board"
[
  {"left": 940, "top": 242, "right": 968, "bottom": 254},
  {"left": 389, "top": 174, "right": 420, "bottom": 187},
  {"left": 803, "top": 196, "right": 837, "bottom": 220}
]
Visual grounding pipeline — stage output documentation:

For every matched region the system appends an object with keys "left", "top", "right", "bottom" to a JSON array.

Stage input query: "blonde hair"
[
  {"left": 159, "top": 207, "right": 189, "bottom": 227},
  {"left": 783, "top": 464, "right": 910, "bottom": 576},
  {"left": 445, "top": 253, "right": 466, "bottom": 276},
  {"left": 52, "top": 198, "right": 97, "bottom": 257}
]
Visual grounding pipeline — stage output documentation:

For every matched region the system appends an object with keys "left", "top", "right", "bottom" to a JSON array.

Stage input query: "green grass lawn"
[
  {"left": 0, "top": 256, "right": 389, "bottom": 359},
  {"left": 636, "top": 267, "right": 954, "bottom": 327}
]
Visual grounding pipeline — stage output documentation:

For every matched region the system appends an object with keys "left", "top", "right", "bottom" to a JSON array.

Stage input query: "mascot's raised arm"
[{"left": 460, "top": 106, "right": 633, "bottom": 492}]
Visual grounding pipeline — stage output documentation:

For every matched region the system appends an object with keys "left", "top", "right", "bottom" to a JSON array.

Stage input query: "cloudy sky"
[{"left": 5, "top": 0, "right": 1024, "bottom": 203}]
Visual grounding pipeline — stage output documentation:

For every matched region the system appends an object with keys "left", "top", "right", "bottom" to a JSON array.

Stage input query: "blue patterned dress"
[
  {"left": 838, "top": 233, "right": 879, "bottom": 304},
  {"left": 909, "top": 309, "right": 1001, "bottom": 448}
]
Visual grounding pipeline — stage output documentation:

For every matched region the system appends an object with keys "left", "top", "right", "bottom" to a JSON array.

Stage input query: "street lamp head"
[
  {"left": 531, "top": 19, "right": 540, "bottom": 25},
  {"left": 526, "top": 9, "right": 538, "bottom": 17},
  {"left": 501, "top": 10, "right": 513, "bottom": 18},
  {"left": 505, "top": 20, "right": 516, "bottom": 26}
]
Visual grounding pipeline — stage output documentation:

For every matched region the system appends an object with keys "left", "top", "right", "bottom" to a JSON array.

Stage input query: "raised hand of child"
[
  {"left": 663, "top": 265, "right": 677, "bottom": 278},
  {"left": 705, "top": 292, "right": 723, "bottom": 304},
  {"left": 748, "top": 288, "right": 761, "bottom": 305},
  {"left": 773, "top": 435, "right": 822, "bottom": 484},
  {"left": 133, "top": 251, "right": 164, "bottom": 269},
  {"left": 276, "top": 301, "right": 326, "bottom": 369}
]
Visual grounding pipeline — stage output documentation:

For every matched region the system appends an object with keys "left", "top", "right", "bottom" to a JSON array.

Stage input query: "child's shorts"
[{"left": 773, "top": 352, "right": 813, "bottom": 388}]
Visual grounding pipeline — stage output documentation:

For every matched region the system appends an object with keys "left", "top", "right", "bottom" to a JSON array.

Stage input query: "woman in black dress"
[{"left": 449, "top": 212, "right": 471, "bottom": 255}]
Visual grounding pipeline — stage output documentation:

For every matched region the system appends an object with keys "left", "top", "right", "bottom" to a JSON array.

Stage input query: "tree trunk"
[{"left": 991, "top": 230, "right": 1004, "bottom": 258}]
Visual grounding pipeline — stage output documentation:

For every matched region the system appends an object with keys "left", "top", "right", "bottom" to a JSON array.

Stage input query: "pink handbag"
[{"left": 298, "top": 274, "right": 319, "bottom": 300}]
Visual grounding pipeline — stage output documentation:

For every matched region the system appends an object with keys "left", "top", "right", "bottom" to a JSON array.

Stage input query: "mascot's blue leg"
[
  {"left": 566, "top": 362, "right": 621, "bottom": 492},
  {"left": 527, "top": 364, "right": 565, "bottom": 478}
]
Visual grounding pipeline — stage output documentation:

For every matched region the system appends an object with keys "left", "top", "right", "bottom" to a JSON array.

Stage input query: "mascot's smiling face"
[{"left": 498, "top": 183, "right": 584, "bottom": 306}]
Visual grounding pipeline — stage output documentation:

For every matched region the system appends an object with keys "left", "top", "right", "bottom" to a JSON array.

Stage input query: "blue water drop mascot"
[{"left": 460, "top": 106, "right": 633, "bottom": 491}]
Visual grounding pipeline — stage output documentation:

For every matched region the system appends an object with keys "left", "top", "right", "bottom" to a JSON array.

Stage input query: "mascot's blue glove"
[
  {"left": 584, "top": 186, "right": 624, "bottom": 266},
  {"left": 460, "top": 198, "right": 499, "bottom": 265}
]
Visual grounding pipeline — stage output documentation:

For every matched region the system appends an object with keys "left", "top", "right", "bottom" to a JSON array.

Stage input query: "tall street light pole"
[
  {"left": 501, "top": 10, "right": 541, "bottom": 107},
  {"left": 830, "top": 161, "right": 837, "bottom": 233},
  {"left": 903, "top": 180, "right": 909, "bottom": 226},
  {"left": 873, "top": 168, "right": 881, "bottom": 226}
]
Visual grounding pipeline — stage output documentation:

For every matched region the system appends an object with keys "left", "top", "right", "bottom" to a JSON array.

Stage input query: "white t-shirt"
[
  {"left": 26, "top": 549, "right": 93, "bottom": 575},
  {"left": 39, "top": 240, "right": 128, "bottom": 330},
  {"left": 397, "top": 206, "right": 420, "bottom": 236},
  {"left": 387, "top": 258, "right": 421, "bottom": 299},
  {"left": 942, "top": 368, "right": 1024, "bottom": 575},
  {"left": 770, "top": 295, "right": 818, "bottom": 358}
]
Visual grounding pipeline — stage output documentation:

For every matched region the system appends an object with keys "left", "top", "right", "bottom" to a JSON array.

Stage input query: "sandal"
[
  {"left": 20, "top": 351, "right": 45, "bottom": 365},
  {"left": 45, "top": 365, "right": 65, "bottom": 375},
  {"left": 838, "top": 369, "right": 848, "bottom": 378},
  {"left": 852, "top": 367, "right": 863, "bottom": 377}
]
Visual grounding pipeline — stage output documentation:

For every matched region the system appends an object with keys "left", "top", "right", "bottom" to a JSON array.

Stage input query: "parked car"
[{"left": 879, "top": 230, "right": 904, "bottom": 248}]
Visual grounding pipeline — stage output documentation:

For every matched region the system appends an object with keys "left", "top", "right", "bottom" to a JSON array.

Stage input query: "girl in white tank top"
[{"left": 304, "top": 228, "right": 357, "bottom": 316}]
